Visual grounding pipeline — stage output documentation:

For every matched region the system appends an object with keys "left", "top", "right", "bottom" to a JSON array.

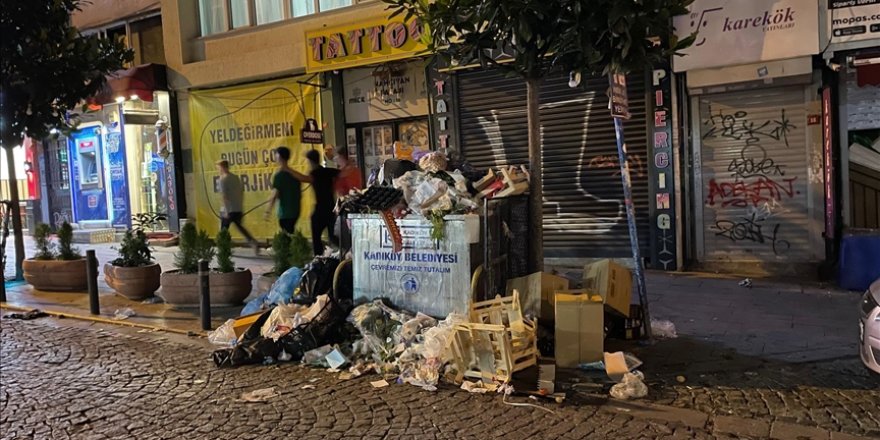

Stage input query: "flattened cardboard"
[
  {"left": 506, "top": 272, "right": 570, "bottom": 323},
  {"left": 554, "top": 293, "right": 604, "bottom": 368},
  {"left": 584, "top": 259, "right": 633, "bottom": 317}
]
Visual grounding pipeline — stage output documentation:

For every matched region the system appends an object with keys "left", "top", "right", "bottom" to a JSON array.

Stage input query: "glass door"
[{"left": 124, "top": 123, "right": 169, "bottom": 231}]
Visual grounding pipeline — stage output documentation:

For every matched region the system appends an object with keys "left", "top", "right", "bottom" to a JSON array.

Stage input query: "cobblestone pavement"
[
  {"left": 644, "top": 354, "right": 880, "bottom": 438},
  {"left": 1, "top": 318, "right": 736, "bottom": 440}
]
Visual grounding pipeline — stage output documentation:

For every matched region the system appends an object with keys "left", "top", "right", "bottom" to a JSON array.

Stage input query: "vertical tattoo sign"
[
  {"left": 427, "top": 59, "right": 457, "bottom": 153},
  {"left": 649, "top": 66, "right": 677, "bottom": 270}
]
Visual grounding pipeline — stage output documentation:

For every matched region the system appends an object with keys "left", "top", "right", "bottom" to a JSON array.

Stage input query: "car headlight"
[{"left": 863, "top": 290, "right": 880, "bottom": 319}]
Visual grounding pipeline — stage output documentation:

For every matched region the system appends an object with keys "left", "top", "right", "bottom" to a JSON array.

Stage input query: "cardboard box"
[
  {"left": 506, "top": 272, "right": 570, "bottom": 323},
  {"left": 583, "top": 259, "right": 633, "bottom": 317},
  {"left": 232, "top": 312, "right": 263, "bottom": 339},
  {"left": 554, "top": 293, "right": 604, "bottom": 368}
]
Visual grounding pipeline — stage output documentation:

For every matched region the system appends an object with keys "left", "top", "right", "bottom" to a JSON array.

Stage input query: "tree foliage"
[
  {"left": 0, "top": 0, "right": 133, "bottom": 145},
  {"left": 384, "top": 0, "right": 695, "bottom": 78},
  {"left": 56, "top": 222, "right": 80, "bottom": 260},
  {"left": 215, "top": 229, "right": 235, "bottom": 274},
  {"left": 112, "top": 230, "right": 154, "bottom": 267}
]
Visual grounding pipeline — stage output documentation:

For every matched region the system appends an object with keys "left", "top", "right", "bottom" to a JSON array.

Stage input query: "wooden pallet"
[{"left": 451, "top": 292, "right": 539, "bottom": 384}]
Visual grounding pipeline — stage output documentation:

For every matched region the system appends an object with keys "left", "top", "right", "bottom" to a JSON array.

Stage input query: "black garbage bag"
[
  {"left": 291, "top": 257, "right": 340, "bottom": 305},
  {"left": 212, "top": 309, "right": 275, "bottom": 368},
  {"left": 212, "top": 296, "right": 353, "bottom": 368}
]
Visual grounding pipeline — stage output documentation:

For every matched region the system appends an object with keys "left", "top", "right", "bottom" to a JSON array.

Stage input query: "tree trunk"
[
  {"left": 3, "top": 142, "right": 26, "bottom": 281},
  {"left": 526, "top": 77, "right": 543, "bottom": 273}
]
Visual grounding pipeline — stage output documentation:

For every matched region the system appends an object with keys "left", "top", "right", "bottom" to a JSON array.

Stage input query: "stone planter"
[
  {"left": 159, "top": 268, "right": 253, "bottom": 307},
  {"left": 23, "top": 258, "right": 88, "bottom": 291},
  {"left": 104, "top": 263, "right": 161, "bottom": 301},
  {"left": 257, "top": 272, "right": 278, "bottom": 294}
]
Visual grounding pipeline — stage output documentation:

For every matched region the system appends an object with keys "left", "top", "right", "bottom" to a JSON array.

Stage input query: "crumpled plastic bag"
[
  {"left": 208, "top": 319, "right": 238, "bottom": 347},
  {"left": 397, "top": 313, "right": 467, "bottom": 389},
  {"left": 650, "top": 319, "right": 678, "bottom": 339},
  {"left": 399, "top": 313, "right": 437, "bottom": 343},
  {"left": 260, "top": 303, "right": 309, "bottom": 341},
  {"left": 609, "top": 372, "right": 648, "bottom": 400},
  {"left": 267, "top": 267, "right": 304, "bottom": 306},
  {"left": 302, "top": 344, "right": 334, "bottom": 367},
  {"left": 241, "top": 293, "right": 269, "bottom": 316},
  {"left": 348, "top": 300, "right": 412, "bottom": 366}
]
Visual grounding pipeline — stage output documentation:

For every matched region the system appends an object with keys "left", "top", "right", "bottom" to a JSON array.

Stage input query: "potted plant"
[
  {"left": 158, "top": 223, "right": 252, "bottom": 307},
  {"left": 211, "top": 227, "right": 253, "bottom": 303},
  {"left": 256, "top": 230, "right": 311, "bottom": 293},
  {"left": 103, "top": 230, "right": 161, "bottom": 300},
  {"left": 23, "top": 222, "right": 87, "bottom": 291}
]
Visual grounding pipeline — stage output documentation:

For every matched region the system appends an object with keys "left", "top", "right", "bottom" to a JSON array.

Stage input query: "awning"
[{"left": 89, "top": 63, "right": 167, "bottom": 106}]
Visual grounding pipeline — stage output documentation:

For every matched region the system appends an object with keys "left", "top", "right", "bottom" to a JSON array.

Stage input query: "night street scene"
[{"left": 1, "top": 0, "right": 879, "bottom": 439}]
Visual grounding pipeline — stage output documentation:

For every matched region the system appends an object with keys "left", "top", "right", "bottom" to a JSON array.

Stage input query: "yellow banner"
[
  {"left": 305, "top": 15, "right": 428, "bottom": 73},
  {"left": 189, "top": 77, "right": 321, "bottom": 241}
]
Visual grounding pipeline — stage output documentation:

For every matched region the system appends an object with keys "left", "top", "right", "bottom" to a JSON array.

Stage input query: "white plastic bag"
[
  {"left": 609, "top": 372, "right": 648, "bottom": 400},
  {"left": 651, "top": 319, "right": 678, "bottom": 339},
  {"left": 260, "top": 303, "right": 308, "bottom": 341},
  {"left": 208, "top": 319, "right": 237, "bottom": 347}
]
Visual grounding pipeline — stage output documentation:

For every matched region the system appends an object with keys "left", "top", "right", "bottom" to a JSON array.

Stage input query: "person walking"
[
  {"left": 304, "top": 150, "right": 339, "bottom": 256},
  {"left": 264, "top": 146, "right": 307, "bottom": 234},
  {"left": 216, "top": 160, "right": 259, "bottom": 254},
  {"left": 332, "top": 147, "right": 363, "bottom": 253}
]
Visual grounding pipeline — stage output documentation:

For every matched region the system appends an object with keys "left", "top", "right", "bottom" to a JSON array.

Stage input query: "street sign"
[
  {"left": 301, "top": 118, "right": 324, "bottom": 144},
  {"left": 608, "top": 73, "right": 631, "bottom": 120}
]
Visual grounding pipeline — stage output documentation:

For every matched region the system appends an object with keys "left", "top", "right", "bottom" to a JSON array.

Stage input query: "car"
[{"left": 859, "top": 277, "right": 880, "bottom": 375}]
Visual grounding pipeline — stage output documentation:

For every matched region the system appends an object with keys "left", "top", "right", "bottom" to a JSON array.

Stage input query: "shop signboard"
[
  {"left": 352, "top": 214, "right": 479, "bottom": 317},
  {"left": 342, "top": 61, "right": 429, "bottom": 124},
  {"left": 672, "top": 0, "right": 820, "bottom": 72},
  {"left": 828, "top": 0, "right": 880, "bottom": 44},
  {"left": 105, "top": 106, "right": 130, "bottom": 228},
  {"left": 189, "top": 77, "right": 321, "bottom": 239},
  {"left": 304, "top": 16, "right": 429, "bottom": 73},
  {"left": 301, "top": 118, "right": 324, "bottom": 144},
  {"left": 648, "top": 66, "right": 677, "bottom": 270}
]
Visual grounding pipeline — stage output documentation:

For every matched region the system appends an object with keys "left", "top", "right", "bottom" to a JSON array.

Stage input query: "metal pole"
[
  {"left": 612, "top": 117, "right": 653, "bottom": 340},
  {"left": 199, "top": 259, "right": 211, "bottom": 330},
  {"left": 87, "top": 250, "right": 99, "bottom": 315}
]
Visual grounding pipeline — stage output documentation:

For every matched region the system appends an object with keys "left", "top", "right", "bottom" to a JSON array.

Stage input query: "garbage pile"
[{"left": 207, "top": 283, "right": 543, "bottom": 395}]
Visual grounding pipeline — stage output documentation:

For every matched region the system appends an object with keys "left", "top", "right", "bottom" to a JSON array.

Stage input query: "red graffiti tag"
[{"left": 706, "top": 176, "right": 799, "bottom": 208}]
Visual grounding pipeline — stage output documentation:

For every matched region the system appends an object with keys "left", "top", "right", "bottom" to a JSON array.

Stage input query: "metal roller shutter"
[
  {"left": 697, "top": 86, "right": 815, "bottom": 261},
  {"left": 457, "top": 69, "right": 650, "bottom": 258}
]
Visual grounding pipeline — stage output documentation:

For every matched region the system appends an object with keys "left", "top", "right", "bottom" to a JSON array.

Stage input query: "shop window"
[
  {"left": 291, "top": 0, "right": 315, "bottom": 17},
  {"left": 200, "top": 0, "right": 229, "bottom": 36},
  {"left": 255, "top": 0, "right": 284, "bottom": 24},
  {"left": 231, "top": 0, "right": 251, "bottom": 29},
  {"left": 199, "top": 0, "right": 359, "bottom": 35},
  {"left": 319, "top": 0, "right": 352, "bottom": 11},
  {"left": 130, "top": 16, "right": 165, "bottom": 65}
]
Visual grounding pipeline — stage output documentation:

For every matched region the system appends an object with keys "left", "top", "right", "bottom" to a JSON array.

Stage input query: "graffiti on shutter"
[{"left": 699, "top": 87, "right": 813, "bottom": 261}]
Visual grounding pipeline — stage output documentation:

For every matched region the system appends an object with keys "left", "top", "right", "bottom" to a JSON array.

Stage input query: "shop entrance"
[
  {"left": 123, "top": 111, "right": 169, "bottom": 231},
  {"left": 44, "top": 137, "right": 73, "bottom": 230},
  {"left": 349, "top": 119, "right": 429, "bottom": 180}
]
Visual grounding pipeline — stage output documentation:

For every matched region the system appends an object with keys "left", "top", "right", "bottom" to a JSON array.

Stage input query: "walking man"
[
  {"left": 264, "top": 146, "right": 307, "bottom": 234},
  {"left": 216, "top": 160, "right": 258, "bottom": 253},
  {"left": 305, "top": 150, "right": 339, "bottom": 256}
]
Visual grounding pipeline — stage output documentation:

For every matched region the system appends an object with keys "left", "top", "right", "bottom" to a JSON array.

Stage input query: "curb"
[
  {"left": 0, "top": 303, "right": 205, "bottom": 337},
  {"left": 600, "top": 400, "right": 872, "bottom": 439}
]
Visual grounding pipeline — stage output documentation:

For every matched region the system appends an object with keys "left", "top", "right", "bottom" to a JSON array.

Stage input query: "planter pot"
[
  {"left": 159, "top": 268, "right": 253, "bottom": 307},
  {"left": 104, "top": 263, "right": 161, "bottom": 301},
  {"left": 257, "top": 272, "right": 278, "bottom": 294},
  {"left": 23, "top": 258, "right": 88, "bottom": 291}
]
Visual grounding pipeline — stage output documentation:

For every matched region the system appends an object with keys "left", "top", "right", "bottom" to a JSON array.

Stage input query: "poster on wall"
[
  {"left": 189, "top": 77, "right": 321, "bottom": 240},
  {"left": 672, "top": 0, "right": 820, "bottom": 72},
  {"left": 828, "top": 0, "right": 880, "bottom": 44},
  {"left": 343, "top": 62, "right": 429, "bottom": 124}
]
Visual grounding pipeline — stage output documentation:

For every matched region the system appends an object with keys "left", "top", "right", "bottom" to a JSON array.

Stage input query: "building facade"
[{"left": 36, "top": 0, "right": 185, "bottom": 235}]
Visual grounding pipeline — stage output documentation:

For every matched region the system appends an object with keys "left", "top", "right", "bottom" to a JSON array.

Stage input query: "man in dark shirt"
[
  {"left": 304, "top": 150, "right": 339, "bottom": 255},
  {"left": 264, "top": 146, "right": 307, "bottom": 234}
]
